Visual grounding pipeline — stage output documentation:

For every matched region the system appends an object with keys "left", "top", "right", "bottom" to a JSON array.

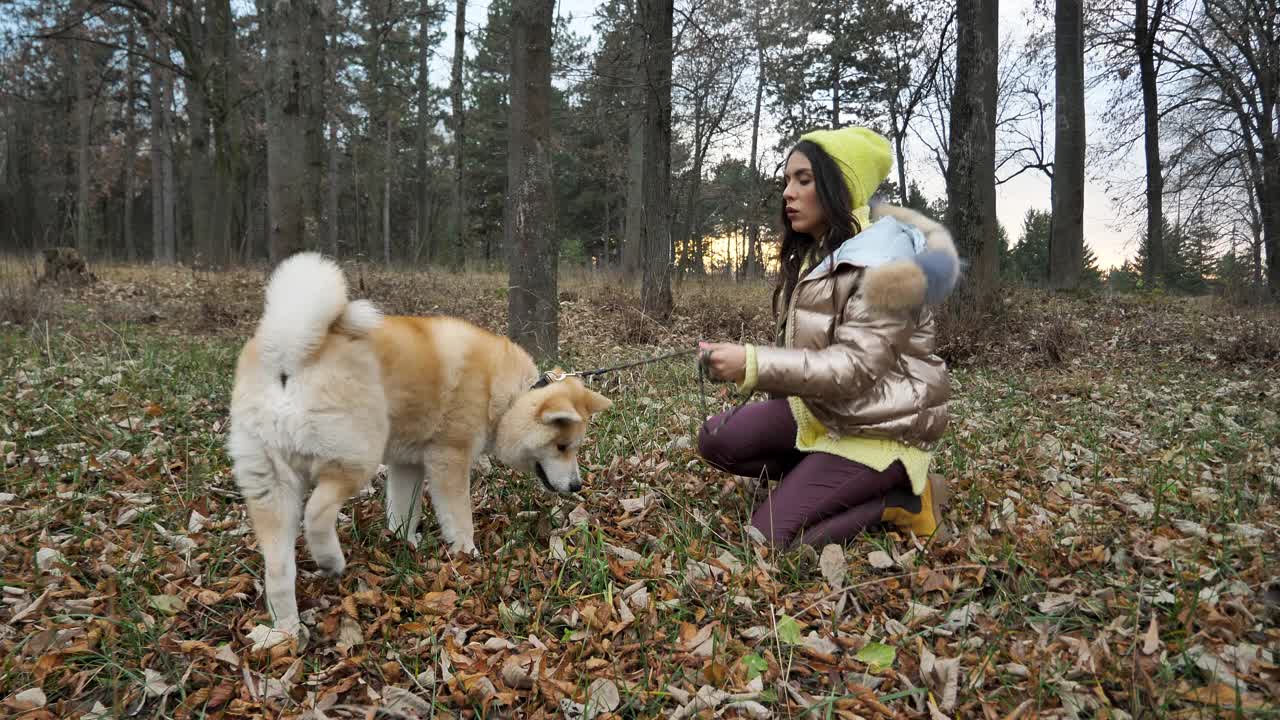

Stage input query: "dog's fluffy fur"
[
  {"left": 861, "top": 203, "right": 961, "bottom": 310},
  {"left": 227, "top": 252, "right": 611, "bottom": 634}
]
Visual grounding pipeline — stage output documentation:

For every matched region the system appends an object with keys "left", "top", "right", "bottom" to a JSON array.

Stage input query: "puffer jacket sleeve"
[{"left": 752, "top": 282, "right": 916, "bottom": 400}]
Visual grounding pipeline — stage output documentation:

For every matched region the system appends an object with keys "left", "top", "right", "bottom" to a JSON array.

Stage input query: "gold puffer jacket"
[{"left": 750, "top": 204, "right": 960, "bottom": 449}]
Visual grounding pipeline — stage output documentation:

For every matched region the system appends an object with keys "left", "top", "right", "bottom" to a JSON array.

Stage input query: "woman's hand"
[{"left": 698, "top": 341, "right": 746, "bottom": 383}]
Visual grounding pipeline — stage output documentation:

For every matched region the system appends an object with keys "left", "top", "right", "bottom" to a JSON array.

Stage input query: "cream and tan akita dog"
[{"left": 227, "top": 252, "right": 611, "bottom": 635}]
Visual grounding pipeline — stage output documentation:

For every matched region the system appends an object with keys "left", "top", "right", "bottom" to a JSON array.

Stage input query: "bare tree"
[
  {"left": 448, "top": 0, "right": 467, "bottom": 270},
  {"left": 149, "top": 0, "right": 175, "bottom": 264},
  {"left": 743, "top": 0, "right": 769, "bottom": 277},
  {"left": 1050, "top": 0, "right": 1085, "bottom": 288},
  {"left": 1087, "top": 0, "right": 1173, "bottom": 283},
  {"left": 1134, "top": 0, "right": 1168, "bottom": 283},
  {"left": 1162, "top": 0, "right": 1279, "bottom": 296},
  {"left": 507, "top": 0, "right": 558, "bottom": 360},
  {"left": 945, "top": 0, "right": 1000, "bottom": 297},
  {"left": 415, "top": 0, "right": 434, "bottom": 264},
  {"left": 74, "top": 3, "right": 91, "bottom": 257},
  {"left": 673, "top": 0, "right": 751, "bottom": 275},
  {"left": 305, "top": 2, "right": 328, "bottom": 259},
  {"left": 121, "top": 17, "right": 138, "bottom": 261},
  {"left": 262, "top": 0, "right": 326, "bottom": 262},
  {"left": 913, "top": 20, "right": 958, "bottom": 179},
  {"left": 638, "top": 0, "right": 674, "bottom": 318},
  {"left": 623, "top": 3, "right": 645, "bottom": 276},
  {"left": 884, "top": 1, "right": 953, "bottom": 204}
]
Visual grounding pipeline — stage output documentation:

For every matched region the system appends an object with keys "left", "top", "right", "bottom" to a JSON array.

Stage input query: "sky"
[{"left": 437, "top": 0, "right": 1148, "bottom": 270}]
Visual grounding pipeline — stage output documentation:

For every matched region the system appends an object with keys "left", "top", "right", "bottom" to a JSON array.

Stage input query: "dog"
[{"left": 227, "top": 252, "right": 612, "bottom": 635}]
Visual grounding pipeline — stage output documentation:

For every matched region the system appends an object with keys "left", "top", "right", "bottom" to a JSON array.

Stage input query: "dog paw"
[
  {"left": 446, "top": 540, "right": 479, "bottom": 558},
  {"left": 314, "top": 554, "right": 346, "bottom": 578}
]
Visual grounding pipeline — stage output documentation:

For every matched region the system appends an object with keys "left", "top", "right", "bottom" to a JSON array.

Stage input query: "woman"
[{"left": 697, "top": 126, "right": 960, "bottom": 548}]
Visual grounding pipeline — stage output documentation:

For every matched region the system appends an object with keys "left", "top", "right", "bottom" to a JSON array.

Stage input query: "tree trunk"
[
  {"left": 831, "top": 54, "right": 840, "bottom": 127},
  {"left": 306, "top": 2, "right": 328, "bottom": 251},
  {"left": 892, "top": 107, "right": 909, "bottom": 206},
  {"left": 1049, "top": 0, "right": 1084, "bottom": 290},
  {"left": 151, "top": 84, "right": 163, "bottom": 263},
  {"left": 449, "top": 0, "right": 467, "bottom": 270},
  {"left": 746, "top": 26, "right": 765, "bottom": 277},
  {"left": 944, "top": 0, "right": 999, "bottom": 299},
  {"left": 1263, "top": 157, "right": 1280, "bottom": 298},
  {"left": 122, "top": 21, "right": 138, "bottom": 261},
  {"left": 507, "top": 0, "right": 557, "bottom": 361},
  {"left": 417, "top": 0, "right": 434, "bottom": 265},
  {"left": 172, "top": 0, "right": 240, "bottom": 269},
  {"left": 1244, "top": 174, "right": 1263, "bottom": 285},
  {"left": 161, "top": 41, "right": 176, "bottom": 263},
  {"left": 1135, "top": 0, "right": 1164, "bottom": 284},
  {"left": 326, "top": 13, "right": 340, "bottom": 258},
  {"left": 623, "top": 9, "right": 645, "bottom": 278},
  {"left": 327, "top": 121, "right": 340, "bottom": 257},
  {"left": 6, "top": 92, "right": 37, "bottom": 250},
  {"left": 211, "top": 0, "right": 241, "bottom": 269},
  {"left": 682, "top": 96, "right": 705, "bottom": 275},
  {"left": 384, "top": 112, "right": 392, "bottom": 266},
  {"left": 75, "top": 34, "right": 91, "bottom": 257},
  {"left": 186, "top": 70, "right": 215, "bottom": 266},
  {"left": 150, "top": 1, "right": 168, "bottom": 264},
  {"left": 638, "top": 0, "right": 674, "bottom": 319},
  {"left": 265, "top": 0, "right": 313, "bottom": 262}
]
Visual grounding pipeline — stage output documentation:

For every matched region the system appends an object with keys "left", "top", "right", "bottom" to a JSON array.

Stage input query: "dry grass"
[{"left": 0, "top": 256, "right": 50, "bottom": 327}]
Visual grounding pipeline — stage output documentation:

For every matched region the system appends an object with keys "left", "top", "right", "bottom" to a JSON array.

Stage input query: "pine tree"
[
  {"left": 1080, "top": 243, "right": 1104, "bottom": 287},
  {"left": 1010, "top": 208, "right": 1051, "bottom": 285}
]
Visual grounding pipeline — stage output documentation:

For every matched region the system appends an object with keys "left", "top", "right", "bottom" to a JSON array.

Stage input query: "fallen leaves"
[
  {"left": 818, "top": 544, "right": 847, "bottom": 587},
  {"left": 4, "top": 688, "right": 46, "bottom": 712},
  {"left": 500, "top": 651, "right": 542, "bottom": 689},
  {"left": 867, "top": 549, "right": 896, "bottom": 570},
  {"left": 2, "top": 273, "right": 1279, "bottom": 718},
  {"left": 1142, "top": 616, "right": 1162, "bottom": 655},
  {"left": 853, "top": 642, "right": 896, "bottom": 672}
]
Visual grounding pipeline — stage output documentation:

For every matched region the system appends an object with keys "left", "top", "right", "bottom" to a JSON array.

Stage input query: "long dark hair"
[{"left": 773, "top": 140, "right": 861, "bottom": 317}]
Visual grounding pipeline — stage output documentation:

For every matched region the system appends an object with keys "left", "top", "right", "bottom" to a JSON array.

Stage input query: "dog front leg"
[
  {"left": 425, "top": 447, "right": 478, "bottom": 556},
  {"left": 304, "top": 462, "right": 372, "bottom": 578}
]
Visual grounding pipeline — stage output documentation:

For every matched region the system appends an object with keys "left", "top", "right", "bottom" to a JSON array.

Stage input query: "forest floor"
[{"left": 1, "top": 258, "right": 1279, "bottom": 719}]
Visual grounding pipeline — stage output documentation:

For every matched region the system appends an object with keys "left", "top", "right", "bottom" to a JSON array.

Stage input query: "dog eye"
[{"left": 557, "top": 444, "right": 569, "bottom": 454}]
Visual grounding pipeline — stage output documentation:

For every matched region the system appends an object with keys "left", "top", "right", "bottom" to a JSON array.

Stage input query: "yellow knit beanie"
[{"left": 798, "top": 126, "right": 894, "bottom": 210}]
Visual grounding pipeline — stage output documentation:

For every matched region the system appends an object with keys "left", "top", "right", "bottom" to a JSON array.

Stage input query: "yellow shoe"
[{"left": 882, "top": 473, "right": 950, "bottom": 538}]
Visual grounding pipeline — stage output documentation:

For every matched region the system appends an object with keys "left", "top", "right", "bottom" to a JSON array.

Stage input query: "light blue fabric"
[{"left": 803, "top": 217, "right": 928, "bottom": 280}]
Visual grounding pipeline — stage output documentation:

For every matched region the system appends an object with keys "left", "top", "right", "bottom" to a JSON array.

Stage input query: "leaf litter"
[{"left": 0, "top": 270, "right": 1277, "bottom": 717}]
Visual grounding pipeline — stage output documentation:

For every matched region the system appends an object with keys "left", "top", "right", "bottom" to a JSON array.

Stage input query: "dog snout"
[{"left": 568, "top": 478, "right": 582, "bottom": 492}]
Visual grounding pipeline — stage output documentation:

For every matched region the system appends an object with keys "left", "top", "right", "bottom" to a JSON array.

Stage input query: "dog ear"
[
  {"left": 584, "top": 389, "right": 612, "bottom": 415},
  {"left": 539, "top": 396, "right": 583, "bottom": 426}
]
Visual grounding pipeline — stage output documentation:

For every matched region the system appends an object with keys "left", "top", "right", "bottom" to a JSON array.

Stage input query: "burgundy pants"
[{"left": 698, "top": 398, "right": 910, "bottom": 547}]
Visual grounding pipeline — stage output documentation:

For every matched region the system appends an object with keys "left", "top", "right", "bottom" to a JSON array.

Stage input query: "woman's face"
[{"left": 783, "top": 150, "right": 827, "bottom": 239}]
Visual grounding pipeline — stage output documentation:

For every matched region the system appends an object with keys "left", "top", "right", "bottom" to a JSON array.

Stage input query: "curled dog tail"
[{"left": 257, "top": 252, "right": 383, "bottom": 375}]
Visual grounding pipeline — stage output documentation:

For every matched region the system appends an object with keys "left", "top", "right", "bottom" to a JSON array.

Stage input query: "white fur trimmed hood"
[{"left": 802, "top": 201, "right": 962, "bottom": 310}]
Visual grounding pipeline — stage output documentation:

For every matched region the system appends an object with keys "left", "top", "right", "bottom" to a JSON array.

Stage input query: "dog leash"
[
  {"left": 532, "top": 347, "right": 701, "bottom": 388},
  {"left": 533, "top": 346, "right": 746, "bottom": 437}
]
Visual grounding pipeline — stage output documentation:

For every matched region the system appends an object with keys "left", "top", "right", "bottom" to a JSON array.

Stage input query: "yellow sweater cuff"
[{"left": 736, "top": 344, "right": 758, "bottom": 396}]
